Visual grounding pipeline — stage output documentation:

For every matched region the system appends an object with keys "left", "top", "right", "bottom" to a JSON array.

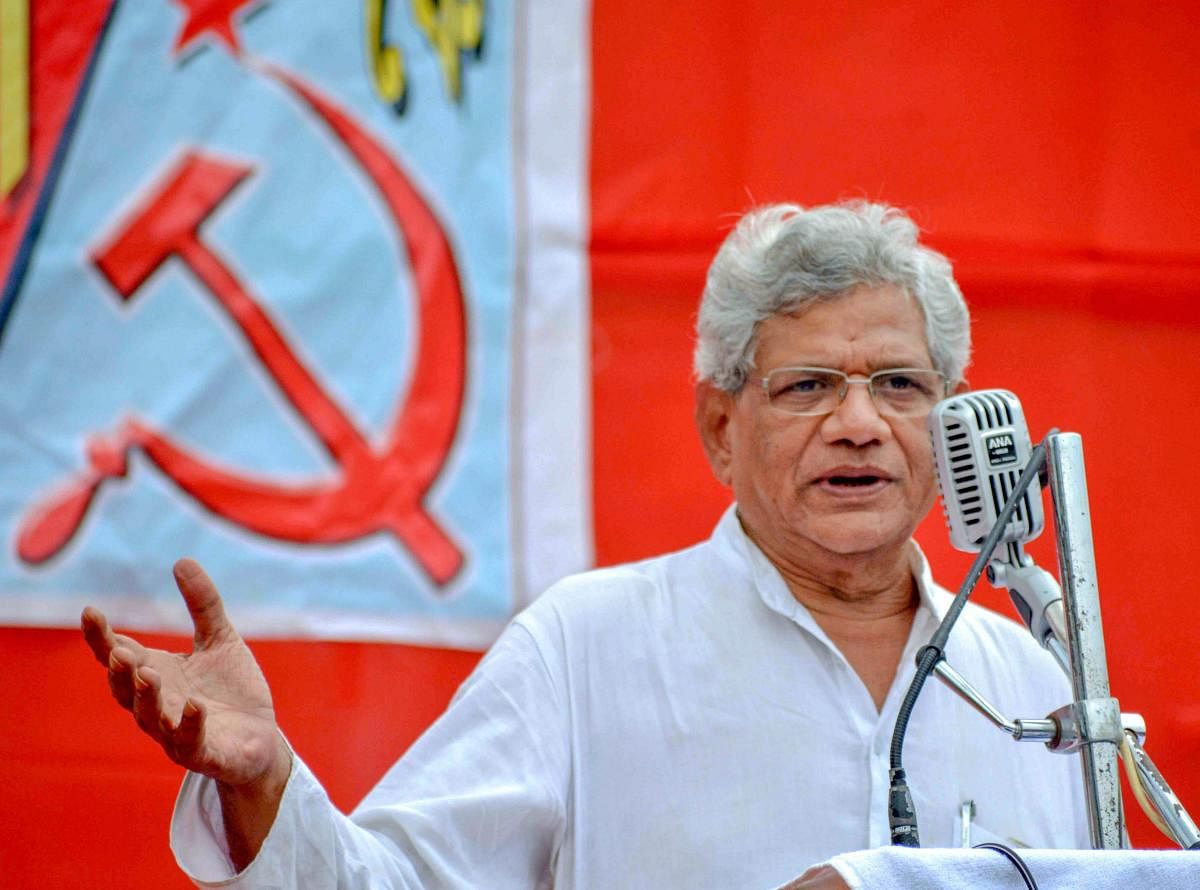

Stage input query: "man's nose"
[{"left": 821, "top": 379, "right": 890, "bottom": 445}]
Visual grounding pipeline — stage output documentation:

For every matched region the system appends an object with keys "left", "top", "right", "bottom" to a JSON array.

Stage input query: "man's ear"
[
  {"left": 695, "top": 381, "right": 736, "bottom": 487},
  {"left": 952, "top": 378, "right": 970, "bottom": 396}
]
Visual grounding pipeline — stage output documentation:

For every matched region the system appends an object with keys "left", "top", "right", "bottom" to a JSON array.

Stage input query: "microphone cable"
[
  {"left": 888, "top": 439, "right": 1050, "bottom": 847},
  {"left": 974, "top": 842, "right": 1041, "bottom": 889}
]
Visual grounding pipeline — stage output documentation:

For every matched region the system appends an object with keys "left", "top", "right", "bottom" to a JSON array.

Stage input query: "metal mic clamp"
[{"left": 986, "top": 560, "right": 1070, "bottom": 675}]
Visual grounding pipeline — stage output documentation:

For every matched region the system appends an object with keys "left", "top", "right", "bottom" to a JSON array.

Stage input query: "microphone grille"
[{"left": 929, "top": 390, "right": 1044, "bottom": 553}]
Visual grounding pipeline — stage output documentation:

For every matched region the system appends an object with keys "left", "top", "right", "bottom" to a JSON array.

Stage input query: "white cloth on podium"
[
  {"left": 826, "top": 846, "right": 1200, "bottom": 889},
  {"left": 171, "top": 507, "right": 1088, "bottom": 888}
]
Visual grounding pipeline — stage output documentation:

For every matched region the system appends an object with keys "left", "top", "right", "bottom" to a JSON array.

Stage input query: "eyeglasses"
[{"left": 750, "top": 366, "right": 949, "bottom": 417}]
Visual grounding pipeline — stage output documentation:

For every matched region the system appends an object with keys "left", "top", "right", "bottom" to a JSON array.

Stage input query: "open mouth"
[{"left": 827, "top": 475, "right": 884, "bottom": 487}]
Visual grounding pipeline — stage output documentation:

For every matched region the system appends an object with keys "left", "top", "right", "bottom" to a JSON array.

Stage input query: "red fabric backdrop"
[{"left": 5, "top": 2, "right": 1200, "bottom": 885}]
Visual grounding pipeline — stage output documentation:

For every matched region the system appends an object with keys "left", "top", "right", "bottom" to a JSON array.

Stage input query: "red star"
[{"left": 172, "top": 0, "right": 261, "bottom": 57}]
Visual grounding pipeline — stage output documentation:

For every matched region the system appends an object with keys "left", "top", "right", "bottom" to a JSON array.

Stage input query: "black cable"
[
  {"left": 887, "top": 439, "right": 1050, "bottom": 847},
  {"left": 974, "top": 842, "right": 1041, "bottom": 890}
]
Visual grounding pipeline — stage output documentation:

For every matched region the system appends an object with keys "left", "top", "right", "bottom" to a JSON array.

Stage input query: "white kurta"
[{"left": 172, "top": 507, "right": 1089, "bottom": 888}]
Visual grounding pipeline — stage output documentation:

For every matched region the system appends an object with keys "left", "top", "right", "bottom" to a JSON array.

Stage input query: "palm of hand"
[{"left": 82, "top": 558, "right": 285, "bottom": 789}]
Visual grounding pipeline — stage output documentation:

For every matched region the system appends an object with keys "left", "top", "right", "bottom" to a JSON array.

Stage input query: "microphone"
[
  {"left": 928, "top": 389, "right": 1043, "bottom": 555},
  {"left": 928, "top": 391, "right": 1069, "bottom": 669}
]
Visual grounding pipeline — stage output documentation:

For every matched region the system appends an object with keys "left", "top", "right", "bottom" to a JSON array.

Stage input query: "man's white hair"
[{"left": 693, "top": 201, "right": 971, "bottom": 391}]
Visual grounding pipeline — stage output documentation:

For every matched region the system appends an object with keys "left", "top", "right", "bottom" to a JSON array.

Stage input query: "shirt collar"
[{"left": 711, "top": 502, "right": 949, "bottom": 632}]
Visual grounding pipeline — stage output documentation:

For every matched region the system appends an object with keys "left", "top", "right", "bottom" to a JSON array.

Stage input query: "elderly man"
[{"left": 82, "top": 201, "right": 1087, "bottom": 888}]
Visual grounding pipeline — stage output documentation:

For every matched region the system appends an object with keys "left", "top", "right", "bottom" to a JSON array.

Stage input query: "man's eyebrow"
[
  {"left": 869, "top": 359, "right": 935, "bottom": 370},
  {"left": 770, "top": 358, "right": 933, "bottom": 371}
]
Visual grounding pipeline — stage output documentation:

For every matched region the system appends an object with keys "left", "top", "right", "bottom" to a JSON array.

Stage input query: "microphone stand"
[
  {"left": 931, "top": 431, "right": 1200, "bottom": 850},
  {"left": 1042, "top": 433, "right": 1125, "bottom": 849}
]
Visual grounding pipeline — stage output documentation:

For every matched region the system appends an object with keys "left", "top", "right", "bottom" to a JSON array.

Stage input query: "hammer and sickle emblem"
[{"left": 16, "top": 66, "right": 467, "bottom": 586}]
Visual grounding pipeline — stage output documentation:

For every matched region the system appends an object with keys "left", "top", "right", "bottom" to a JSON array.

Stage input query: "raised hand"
[{"left": 81, "top": 558, "right": 291, "bottom": 867}]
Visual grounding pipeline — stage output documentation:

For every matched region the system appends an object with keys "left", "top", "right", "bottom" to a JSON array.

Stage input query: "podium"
[{"left": 816, "top": 846, "right": 1200, "bottom": 889}]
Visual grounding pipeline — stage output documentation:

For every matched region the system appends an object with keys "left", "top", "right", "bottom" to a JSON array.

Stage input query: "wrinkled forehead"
[{"left": 752, "top": 285, "right": 933, "bottom": 371}]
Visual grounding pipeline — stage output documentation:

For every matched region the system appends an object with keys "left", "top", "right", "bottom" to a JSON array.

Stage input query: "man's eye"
[
  {"left": 774, "top": 376, "right": 829, "bottom": 396},
  {"left": 879, "top": 373, "right": 928, "bottom": 393},
  {"left": 876, "top": 373, "right": 944, "bottom": 400}
]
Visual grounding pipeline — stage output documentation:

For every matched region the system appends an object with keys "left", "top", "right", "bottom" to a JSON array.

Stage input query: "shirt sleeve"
[{"left": 170, "top": 621, "right": 570, "bottom": 888}]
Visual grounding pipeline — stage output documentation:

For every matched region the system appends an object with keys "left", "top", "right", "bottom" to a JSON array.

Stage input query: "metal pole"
[{"left": 1045, "top": 433, "right": 1125, "bottom": 849}]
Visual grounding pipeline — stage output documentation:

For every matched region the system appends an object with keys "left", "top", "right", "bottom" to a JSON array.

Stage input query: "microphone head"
[{"left": 927, "top": 389, "right": 1044, "bottom": 553}]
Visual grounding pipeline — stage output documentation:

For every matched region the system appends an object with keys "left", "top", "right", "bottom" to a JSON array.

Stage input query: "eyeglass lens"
[{"left": 764, "top": 368, "right": 944, "bottom": 416}]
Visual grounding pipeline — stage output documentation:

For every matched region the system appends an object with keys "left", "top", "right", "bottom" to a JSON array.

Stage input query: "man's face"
[{"left": 698, "top": 284, "right": 946, "bottom": 562}]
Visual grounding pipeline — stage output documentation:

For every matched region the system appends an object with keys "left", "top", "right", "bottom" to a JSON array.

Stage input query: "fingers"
[
  {"left": 107, "top": 645, "right": 138, "bottom": 710},
  {"left": 84, "top": 607, "right": 136, "bottom": 710},
  {"left": 81, "top": 606, "right": 117, "bottom": 666},
  {"left": 131, "top": 665, "right": 168, "bottom": 742},
  {"left": 87, "top": 610, "right": 165, "bottom": 720},
  {"left": 162, "top": 698, "right": 206, "bottom": 763},
  {"left": 106, "top": 652, "right": 208, "bottom": 768},
  {"left": 173, "top": 558, "right": 233, "bottom": 649},
  {"left": 134, "top": 669, "right": 211, "bottom": 770},
  {"left": 154, "top": 696, "right": 206, "bottom": 770},
  {"left": 84, "top": 565, "right": 222, "bottom": 772},
  {"left": 82, "top": 606, "right": 147, "bottom": 665}
]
